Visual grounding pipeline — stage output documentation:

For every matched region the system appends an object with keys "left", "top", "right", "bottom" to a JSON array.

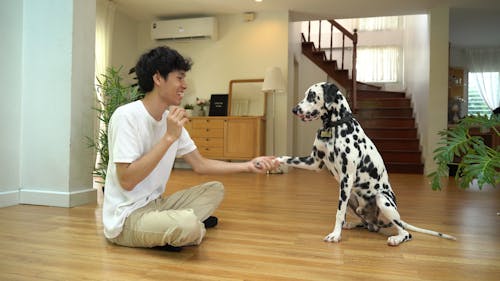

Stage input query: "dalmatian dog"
[{"left": 277, "top": 82, "right": 456, "bottom": 246}]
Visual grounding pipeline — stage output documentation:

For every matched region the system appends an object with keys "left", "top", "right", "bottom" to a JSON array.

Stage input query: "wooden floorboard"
[{"left": 0, "top": 169, "right": 499, "bottom": 280}]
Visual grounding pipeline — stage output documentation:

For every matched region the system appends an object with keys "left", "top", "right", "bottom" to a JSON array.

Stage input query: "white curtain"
[
  {"left": 466, "top": 47, "right": 500, "bottom": 112},
  {"left": 356, "top": 16, "right": 399, "bottom": 31},
  {"left": 93, "top": 0, "right": 116, "bottom": 186},
  {"left": 356, "top": 47, "right": 400, "bottom": 83},
  {"left": 95, "top": 0, "right": 116, "bottom": 88}
]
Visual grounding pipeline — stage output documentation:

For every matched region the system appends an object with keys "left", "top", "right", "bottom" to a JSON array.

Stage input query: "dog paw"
[
  {"left": 387, "top": 233, "right": 412, "bottom": 246},
  {"left": 275, "top": 156, "right": 287, "bottom": 164},
  {"left": 343, "top": 222, "right": 362, "bottom": 230},
  {"left": 324, "top": 232, "right": 342, "bottom": 243}
]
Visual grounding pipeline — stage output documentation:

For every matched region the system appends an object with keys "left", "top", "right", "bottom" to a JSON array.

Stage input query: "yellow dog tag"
[{"left": 320, "top": 129, "right": 332, "bottom": 138}]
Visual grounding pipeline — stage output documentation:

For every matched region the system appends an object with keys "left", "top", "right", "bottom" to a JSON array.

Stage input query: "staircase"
[
  {"left": 356, "top": 90, "right": 423, "bottom": 173},
  {"left": 301, "top": 20, "right": 423, "bottom": 174}
]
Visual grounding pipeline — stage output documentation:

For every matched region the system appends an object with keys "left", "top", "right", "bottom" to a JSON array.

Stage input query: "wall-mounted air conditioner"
[{"left": 151, "top": 17, "right": 218, "bottom": 40}]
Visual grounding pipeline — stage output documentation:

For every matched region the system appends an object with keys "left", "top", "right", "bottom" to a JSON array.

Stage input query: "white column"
[{"left": 18, "top": 0, "right": 97, "bottom": 207}]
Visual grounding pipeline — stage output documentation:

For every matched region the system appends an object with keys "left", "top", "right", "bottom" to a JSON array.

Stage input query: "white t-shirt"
[{"left": 102, "top": 100, "right": 197, "bottom": 239}]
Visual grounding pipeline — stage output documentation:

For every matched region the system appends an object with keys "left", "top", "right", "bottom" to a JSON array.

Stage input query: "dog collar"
[
  {"left": 319, "top": 128, "right": 333, "bottom": 138},
  {"left": 327, "top": 112, "right": 354, "bottom": 128}
]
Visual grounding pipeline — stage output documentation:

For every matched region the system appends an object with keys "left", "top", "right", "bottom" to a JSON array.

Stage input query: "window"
[
  {"left": 356, "top": 16, "right": 400, "bottom": 31},
  {"left": 356, "top": 47, "right": 400, "bottom": 83},
  {"left": 467, "top": 72, "right": 498, "bottom": 116}
]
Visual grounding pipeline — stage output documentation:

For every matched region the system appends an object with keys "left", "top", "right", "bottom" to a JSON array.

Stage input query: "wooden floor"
[{"left": 1, "top": 169, "right": 499, "bottom": 281}]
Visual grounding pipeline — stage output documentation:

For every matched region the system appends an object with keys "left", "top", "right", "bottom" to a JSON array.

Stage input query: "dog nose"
[{"left": 292, "top": 106, "right": 300, "bottom": 115}]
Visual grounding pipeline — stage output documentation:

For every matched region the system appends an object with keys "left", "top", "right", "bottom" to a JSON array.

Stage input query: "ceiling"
[{"left": 113, "top": 0, "right": 500, "bottom": 22}]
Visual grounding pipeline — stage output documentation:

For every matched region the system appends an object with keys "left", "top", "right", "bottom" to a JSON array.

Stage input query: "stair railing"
[{"left": 304, "top": 20, "right": 358, "bottom": 111}]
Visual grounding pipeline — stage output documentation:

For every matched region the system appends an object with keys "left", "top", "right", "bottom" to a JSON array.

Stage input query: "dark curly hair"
[{"left": 134, "top": 46, "right": 192, "bottom": 93}]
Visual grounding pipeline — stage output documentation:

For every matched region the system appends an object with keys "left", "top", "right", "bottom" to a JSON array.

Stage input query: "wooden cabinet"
[
  {"left": 449, "top": 67, "right": 465, "bottom": 98},
  {"left": 185, "top": 116, "right": 265, "bottom": 160}
]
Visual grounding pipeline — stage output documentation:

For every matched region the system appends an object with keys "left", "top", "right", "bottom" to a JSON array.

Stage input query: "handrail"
[{"left": 304, "top": 20, "right": 358, "bottom": 111}]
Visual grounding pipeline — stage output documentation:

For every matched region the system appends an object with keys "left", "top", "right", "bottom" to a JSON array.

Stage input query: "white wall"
[
  {"left": 404, "top": 14, "right": 430, "bottom": 168},
  {"left": 289, "top": 21, "right": 329, "bottom": 155},
  {"left": 110, "top": 9, "right": 139, "bottom": 81},
  {"left": 450, "top": 8, "right": 500, "bottom": 48},
  {"left": 110, "top": 11, "right": 290, "bottom": 155},
  {"left": 426, "top": 7, "right": 449, "bottom": 174},
  {"left": 0, "top": 0, "right": 23, "bottom": 207}
]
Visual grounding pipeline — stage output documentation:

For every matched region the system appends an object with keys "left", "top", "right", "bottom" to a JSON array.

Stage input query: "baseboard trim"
[
  {"left": 19, "top": 188, "right": 97, "bottom": 207},
  {"left": 0, "top": 190, "right": 20, "bottom": 208}
]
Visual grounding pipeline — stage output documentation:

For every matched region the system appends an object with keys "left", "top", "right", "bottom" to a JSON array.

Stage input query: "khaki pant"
[{"left": 109, "top": 181, "right": 224, "bottom": 248}]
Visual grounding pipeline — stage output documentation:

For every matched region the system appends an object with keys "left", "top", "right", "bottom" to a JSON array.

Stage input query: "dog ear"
[{"left": 322, "top": 82, "right": 339, "bottom": 105}]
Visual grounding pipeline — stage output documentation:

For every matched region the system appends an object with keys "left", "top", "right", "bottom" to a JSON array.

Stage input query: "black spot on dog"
[
  {"left": 369, "top": 167, "right": 379, "bottom": 180},
  {"left": 359, "top": 182, "right": 370, "bottom": 189},
  {"left": 322, "top": 83, "right": 339, "bottom": 105},
  {"left": 341, "top": 153, "right": 348, "bottom": 173},
  {"left": 306, "top": 90, "right": 316, "bottom": 103},
  {"left": 364, "top": 155, "right": 371, "bottom": 164},
  {"left": 317, "top": 150, "right": 325, "bottom": 159},
  {"left": 299, "top": 156, "right": 314, "bottom": 165},
  {"left": 328, "top": 152, "right": 335, "bottom": 162},
  {"left": 393, "top": 220, "right": 403, "bottom": 228},
  {"left": 340, "top": 189, "right": 347, "bottom": 201}
]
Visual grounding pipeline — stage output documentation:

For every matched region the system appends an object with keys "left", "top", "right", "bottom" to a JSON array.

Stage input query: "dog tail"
[{"left": 401, "top": 221, "right": 457, "bottom": 240}]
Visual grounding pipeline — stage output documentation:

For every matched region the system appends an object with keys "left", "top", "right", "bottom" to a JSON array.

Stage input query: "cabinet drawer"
[
  {"left": 192, "top": 137, "right": 223, "bottom": 147},
  {"left": 191, "top": 119, "right": 224, "bottom": 129},
  {"left": 198, "top": 146, "right": 223, "bottom": 157},
  {"left": 190, "top": 128, "right": 224, "bottom": 138}
]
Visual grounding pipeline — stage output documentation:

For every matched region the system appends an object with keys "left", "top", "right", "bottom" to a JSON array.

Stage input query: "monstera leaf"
[{"left": 428, "top": 114, "right": 500, "bottom": 190}]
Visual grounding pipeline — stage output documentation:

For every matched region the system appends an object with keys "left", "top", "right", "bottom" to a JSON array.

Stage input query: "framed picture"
[{"left": 209, "top": 94, "right": 228, "bottom": 116}]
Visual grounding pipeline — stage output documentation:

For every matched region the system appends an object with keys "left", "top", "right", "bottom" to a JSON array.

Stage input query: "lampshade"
[{"left": 262, "top": 66, "right": 285, "bottom": 93}]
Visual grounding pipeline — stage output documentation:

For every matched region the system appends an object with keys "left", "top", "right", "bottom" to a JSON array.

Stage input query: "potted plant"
[
  {"left": 196, "top": 97, "right": 209, "bottom": 116},
  {"left": 183, "top": 103, "right": 194, "bottom": 116},
  {"left": 428, "top": 113, "right": 499, "bottom": 190},
  {"left": 87, "top": 67, "right": 142, "bottom": 186}
]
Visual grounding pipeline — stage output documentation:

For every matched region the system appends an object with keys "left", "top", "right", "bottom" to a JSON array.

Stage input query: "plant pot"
[
  {"left": 197, "top": 108, "right": 206, "bottom": 116},
  {"left": 447, "top": 163, "right": 459, "bottom": 177}
]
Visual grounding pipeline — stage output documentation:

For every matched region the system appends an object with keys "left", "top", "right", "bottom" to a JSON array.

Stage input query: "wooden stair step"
[
  {"left": 364, "top": 128, "right": 418, "bottom": 139},
  {"left": 372, "top": 138, "right": 420, "bottom": 150},
  {"left": 323, "top": 60, "right": 339, "bottom": 70},
  {"left": 358, "top": 90, "right": 406, "bottom": 99},
  {"left": 379, "top": 150, "right": 422, "bottom": 163},
  {"left": 356, "top": 108, "right": 413, "bottom": 118},
  {"left": 358, "top": 98, "right": 411, "bottom": 108},
  {"left": 357, "top": 118, "right": 415, "bottom": 128},
  {"left": 385, "top": 162, "right": 424, "bottom": 174}
]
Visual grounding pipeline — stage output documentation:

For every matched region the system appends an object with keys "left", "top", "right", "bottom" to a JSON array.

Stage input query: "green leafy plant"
[
  {"left": 87, "top": 67, "right": 142, "bottom": 183},
  {"left": 183, "top": 103, "right": 194, "bottom": 110},
  {"left": 428, "top": 114, "right": 500, "bottom": 190}
]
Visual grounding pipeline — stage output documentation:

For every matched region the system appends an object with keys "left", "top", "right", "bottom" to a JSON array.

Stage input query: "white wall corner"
[
  {"left": 0, "top": 190, "right": 20, "bottom": 208},
  {"left": 19, "top": 188, "right": 97, "bottom": 207}
]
